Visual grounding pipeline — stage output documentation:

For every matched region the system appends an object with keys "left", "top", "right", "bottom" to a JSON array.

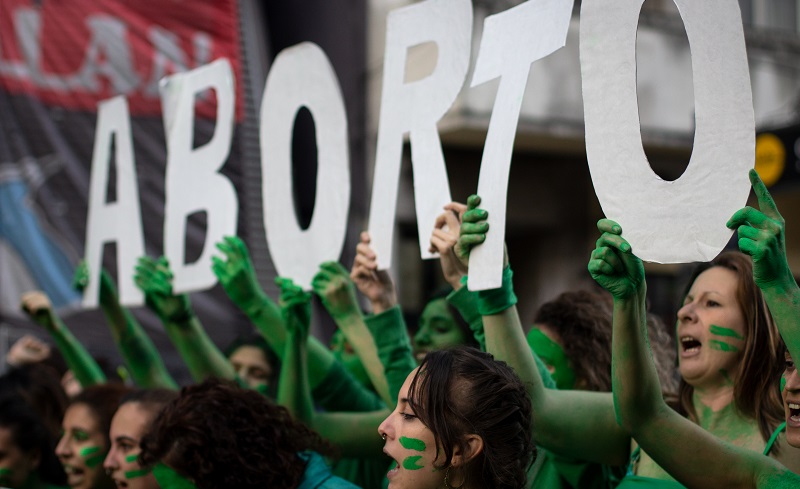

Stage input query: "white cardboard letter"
[
  {"left": 581, "top": 0, "right": 753, "bottom": 262},
  {"left": 83, "top": 96, "right": 145, "bottom": 307},
  {"left": 468, "top": 0, "right": 573, "bottom": 290},
  {"left": 161, "top": 58, "right": 238, "bottom": 292},
  {"left": 367, "top": 0, "right": 472, "bottom": 269},
  {"left": 260, "top": 43, "right": 350, "bottom": 290}
]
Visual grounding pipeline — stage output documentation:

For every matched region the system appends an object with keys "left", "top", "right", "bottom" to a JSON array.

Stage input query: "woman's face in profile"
[
  {"left": 56, "top": 403, "right": 113, "bottom": 489},
  {"left": 378, "top": 369, "right": 447, "bottom": 489}
]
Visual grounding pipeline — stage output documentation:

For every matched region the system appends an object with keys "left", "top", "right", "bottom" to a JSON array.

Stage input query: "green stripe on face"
[
  {"left": 399, "top": 436, "right": 426, "bottom": 452},
  {"left": 526, "top": 328, "right": 576, "bottom": 389},
  {"left": 709, "top": 325, "right": 744, "bottom": 340},
  {"left": 80, "top": 446, "right": 105, "bottom": 468},
  {"left": 709, "top": 340, "right": 739, "bottom": 353},
  {"left": 402, "top": 456, "right": 424, "bottom": 470},
  {"left": 125, "top": 454, "right": 139, "bottom": 463}
]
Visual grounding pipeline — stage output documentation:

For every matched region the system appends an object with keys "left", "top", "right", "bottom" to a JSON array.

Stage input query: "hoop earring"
[{"left": 444, "top": 466, "right": 465, "bottom": 489}]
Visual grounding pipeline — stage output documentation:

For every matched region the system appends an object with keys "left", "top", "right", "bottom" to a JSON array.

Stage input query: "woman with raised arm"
[
  {"left": 456, "top": 194, "right": 785, "bottom": 487},
  {"left": 589, "top": 207, "right": 800, "bottom": 487}
]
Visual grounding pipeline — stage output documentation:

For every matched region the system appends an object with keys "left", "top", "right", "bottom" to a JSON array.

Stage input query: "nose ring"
[{"left": 381, "top": 432, "right": 387, "bottom": 441}]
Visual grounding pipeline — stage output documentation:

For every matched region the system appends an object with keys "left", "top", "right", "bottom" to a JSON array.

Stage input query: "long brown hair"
[{"left": 677, "top": 252, "right": 783, "bottom": 442}]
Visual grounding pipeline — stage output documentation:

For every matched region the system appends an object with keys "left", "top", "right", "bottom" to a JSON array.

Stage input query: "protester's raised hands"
[
  {"left": 135, "top": 256, "right": 191, "bottom": 322},
  {"left": 430, "top": 202, "right": 469, "bottom": 289},
  {"left": 278, "top": 277, "right": 312, "bottom": 341},
  {"left": 727, "top": 169, "right": 794, "bottom": 290},
  {"left": 350, "top": 232, "right": 396, "bottom": 313},
  {"left": 588, "top": 220, "right": 644, "bottom": 300},
  {"left": 312, "top": 261, "right": 360, "bottom": 319},
  {"left": 211, "top": 236, "right": 268, "bottom": 313}
]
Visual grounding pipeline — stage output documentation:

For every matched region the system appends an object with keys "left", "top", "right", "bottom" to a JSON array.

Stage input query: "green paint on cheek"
[
  {"left": 402, "top": 456, "right": 424, "bottom": 470},
  {"left": 709, "top": 325, "right": 744, "bottom": 340},
  {"left": 0, "top": 467, "right": 12, "bottom": 478},
  {"left": 782, "top": 376, "right": 787, "bottom": 391},
  {"left": 399, "top": 436, "right": 426, "bottom": 451},
  {"left": 709, "top": 340, "right": 739, "bottom": 353},
  {"left": 80, "top": 446, "right": 105, "bottom": 468},
  {"left": 125, "top": 454, "right": 139, "bottom": 463}
]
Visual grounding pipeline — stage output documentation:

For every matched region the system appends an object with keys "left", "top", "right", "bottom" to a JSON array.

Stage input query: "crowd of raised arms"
[{"left": 3, "top": 169, "right": 800, "bottom": 489}]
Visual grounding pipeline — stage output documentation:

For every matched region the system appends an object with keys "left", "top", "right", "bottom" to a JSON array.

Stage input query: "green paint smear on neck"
[
  {"left": 153, "top": 464, "right": 197, "bottom": 489},
  {"left": 719, "top": 369, "right": 734, "bottom": 387},
  {"left": 80, "top": 446, "right": 105, "bottom": 468},
  {"left": 124, "top": 468, "right": 151, "bottom": 479},
  {"left": 402, "top": 455, "right": 424, "bottom": 470},
  {"left": 399, "top": 436, "right": 426, "bottom": 452},
  {"left": 709, "top": 340, "right": 739, "bottom": 353},
  {"left": 709, "top": 325, "right": 744, "bottom": 340}
]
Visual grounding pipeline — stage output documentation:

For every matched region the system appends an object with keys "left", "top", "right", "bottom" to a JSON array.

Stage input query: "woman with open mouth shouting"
[
  {"left": 457, "top": 191, "right": 786, "bottom": 488},
  {"left": 588, "top": 169, "right": 800, "bottom": 488},
  {"left": 56, "top": 384, "right": 131, "bottom": 489}
]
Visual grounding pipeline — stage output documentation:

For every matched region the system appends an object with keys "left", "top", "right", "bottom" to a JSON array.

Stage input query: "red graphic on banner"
[{"left": 0, "top": 0, "right": 244, "bottom": 120}]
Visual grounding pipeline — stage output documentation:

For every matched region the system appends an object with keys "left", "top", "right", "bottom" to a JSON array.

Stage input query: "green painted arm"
[
  {"left": 277, "top": 277, "right": 389, "bottom": 458},
  {"left": 312, "top": 261, "right": 392, "bottom": 406},
  {"left": 135, "top": 256, "right": 235, "bottom": 382},
  {"left": 20, "top": 291, "right": 106, "bottom": 386},
  {"left": 212, "top": 236, "right": 335, "bottom": 389},
  {"left": 276, "top": 277, "right": 315, "bottom": 426},
  {"left": 591, "top": 219, "right": 799, "bottom": 488},
  {"left": 458, "top": 195, "right": 629, "bottom": 466},
  {"left": 74, "top": 262, "right": 177, "bottom": 389},
  {"left": 728, "top": 169, "right": 800, "bottom": 360},
  {"left": 364, "top": 305, "right": 416, "bottom": 407}
]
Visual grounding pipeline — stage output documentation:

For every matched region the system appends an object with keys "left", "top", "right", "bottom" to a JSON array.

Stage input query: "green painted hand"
[
  {"left": 72, "top": 261, "right": 90, "bottom": 292},
  {"left": 727, "top": 169, "right": 794, "bottom": 290},
  {"left": 312, "top": 261, "right": 361, "bottom": 319},
  {"left": 350, "top": 231, "right": 397, "bottom": 313},
  {"left": 212, "top": 236, "right": 268, "bottom": 313},
  {"left": 455, "top": 195, "right": 490, "bottom": 268},
  {"left": 135, "top": 256, "right": 192, "bottom": 322},
  {"left": 277, "top": 277, "right": 312, "bottom": 341},
  {"left": 587, "top": 219, "right": 644, "bottom": 300}
]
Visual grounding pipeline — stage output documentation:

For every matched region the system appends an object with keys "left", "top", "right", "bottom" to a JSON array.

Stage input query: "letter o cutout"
[{"left": 581, "top": 0, "right": 753, "bottom": 263}]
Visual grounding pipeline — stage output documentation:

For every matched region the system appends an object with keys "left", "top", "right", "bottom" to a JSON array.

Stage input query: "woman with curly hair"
[{"left": 138, "top": 378, "right": 358, "bottom": 489}]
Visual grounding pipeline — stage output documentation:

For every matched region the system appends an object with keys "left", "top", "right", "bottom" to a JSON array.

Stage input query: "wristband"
[{"left": 476, "top": 266, "right": 517, "bottom": 316}]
